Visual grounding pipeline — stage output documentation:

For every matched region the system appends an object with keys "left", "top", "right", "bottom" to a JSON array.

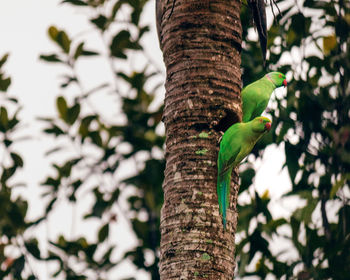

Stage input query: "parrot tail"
[{"left": 217, "top": 170, "right": 232, "bottom": 230}]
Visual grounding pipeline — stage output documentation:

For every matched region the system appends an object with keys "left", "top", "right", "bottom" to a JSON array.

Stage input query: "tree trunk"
[{"left": 158, "top": 0, "right": 242, "bottom": 279}]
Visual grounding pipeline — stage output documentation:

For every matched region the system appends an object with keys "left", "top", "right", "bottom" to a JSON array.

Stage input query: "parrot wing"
[
  {"left": 242, "top": 78, "right": 275, "bottom": 122},
  {"left": 242, "top": 82, "right": 261, "bottom": 122},
  {"left": 217, "top": 128, "right": 242, "bottom": 229},
  {"left": 218, "top": 149, "right": 240, "bottom": 177},
  {"left": 249, "top": 98, "right": 270, "bottom": 120}
]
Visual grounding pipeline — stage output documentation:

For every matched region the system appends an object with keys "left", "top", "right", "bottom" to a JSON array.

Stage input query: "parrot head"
[
  {"left": 251, "top": 116, "right": 272, "bottom": 133},
  {"left": 266, "top": 72, "right": 287, "bottom": 88}
]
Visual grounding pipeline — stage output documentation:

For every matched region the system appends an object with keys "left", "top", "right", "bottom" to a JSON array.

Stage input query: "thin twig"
[{"left": 269, "top": 0, "right": 282, "bottom": 23}]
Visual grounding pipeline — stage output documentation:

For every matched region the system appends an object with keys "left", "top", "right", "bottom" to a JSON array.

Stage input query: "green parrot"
[
  {"left": 242, "top": 72, "right": 287, "bottom": 123},
  {"left": 217, "top": 116, "right": 272, "bottom": 229}
]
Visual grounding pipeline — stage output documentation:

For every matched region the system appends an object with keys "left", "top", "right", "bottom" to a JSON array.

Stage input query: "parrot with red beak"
[
  {"left": 242, "top": 72, "right": 287, "bottom": 123},
  {"left": 217, "top": 116, "right": 272, "bottom": 229}
]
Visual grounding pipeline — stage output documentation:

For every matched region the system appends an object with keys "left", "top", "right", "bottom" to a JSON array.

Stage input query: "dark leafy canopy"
[
  {"left": 237, "top": 0, "right": 350, "bottom": 279},
  {"left": 1, "top": 0, "right": 349, "bottom": 279}
]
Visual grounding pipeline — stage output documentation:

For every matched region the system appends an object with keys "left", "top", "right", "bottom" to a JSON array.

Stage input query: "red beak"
[
  {"left": 265, "top": 122, "right": 271, "bottom": 131},
  {"left": 283, "top": 79, "right": 287, "bottom": 87}
]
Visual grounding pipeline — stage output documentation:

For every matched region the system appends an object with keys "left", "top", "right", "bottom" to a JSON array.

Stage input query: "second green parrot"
[
  {"left": 217, "top": 116, "right": 272, "bottom": 229},
  {"left": 242, "top": 72, "right": 287, "bottom": 123}
]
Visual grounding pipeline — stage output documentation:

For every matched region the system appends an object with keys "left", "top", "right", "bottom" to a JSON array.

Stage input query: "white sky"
[{"left": 0, "top": 1, "right": 294, "bottom": 279}]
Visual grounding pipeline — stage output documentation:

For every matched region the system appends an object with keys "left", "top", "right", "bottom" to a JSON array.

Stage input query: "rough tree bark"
[{"left": 157, "top": 0, "right": 242, "bottom": 279}]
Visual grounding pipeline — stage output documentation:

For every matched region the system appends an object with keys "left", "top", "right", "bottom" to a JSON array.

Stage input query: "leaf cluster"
[
  {"left": 37, "top": 0, "right": 164, "bottom": 278},
  {"left": 0, "top": 55, "right": 39, "bottom": 279},
  {"left": 237, "top": 0, "right": 350, "bottom": 278}
]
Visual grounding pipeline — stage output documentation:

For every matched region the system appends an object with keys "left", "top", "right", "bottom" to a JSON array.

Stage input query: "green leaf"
[
  {"left": 67, "top": 103, "right": 80, "bottom": 125},
  {"left": 4, "top": 138, "right": 12, "bottom": 147},
  {"left": 84, "top": 188, "right": 109, "bottom": 219},
  {"left": 6, "top": 97, "right": 18, "bottom": 103},
  {"left": 60, "top": 75, "right": 77, "bottom": 88},
  {"left": 0, "top": 53, "right": 9, "bottom": 68},
  {"left": 81, "top": 50, "right": 99, "bottom": 56},
  {"left": 1, "top": 167, "right": 16, "bottom": 184},
  {"left": 284, "top": 141, "right": 300, "bottom": 183},
  {"left": 85, "top": 244, "right": 98, "bottom": 260},
  {"left": 40, "top": 54, "right": 64, "bottom": 63},
  {"left": 276, "top": 121, "right": 293, "bottom": 143},
  {"left": 78, "top": 115, "right": 96, "bottom": 139},
  {"left": 90, "top": 131, "right": 103, "bottom": 147},
  {"left": 293, "top": 198, "right": 317, "bottom": 224},
  {"left": 132, "top": 219, "right": 148, "bottom": 242},
  {"left": 129, "top": 0, "right": 147, "bottom": 26},
  {"left": 98, "top": 223, "right": 109, "bottom": 242},
  {"left": 7, "top": 110, "right": 20, "bottom": 130},
  {"left": 0, "top": 106, "right": 9, "bottom": 130},
  {"left": 238, "top": 252, "right": 250, "bottom": 276},
  {"left": 56, "top": 30, "right": 71, "bottom": 53},
  {"left": 41, "top": 177, "right": 60, "bottom": 189},
  {"left": 25, "top": 239, "right": 41, "bottom": 259},
  {"left": 330, "top": 173, "right": 350, "bottom": 199},
  {"left": 255, "top": 191, "right": 272, "bottom": 221},
  {"left": 262, "top": 218, "right": 287, "bottom": 236},
  {"left": 90, "top": 15, "right": 108, "bottom": 30},
  {"left": 323, "top": 34, "right": 337, "bottom": 55},
  {"left": 55, "top": 158, "right": 81, "bottom": 178},
  {"left": 56, "top": 96, "right": 68, "bottom": 121},
  {"left": 69, "top": 179, "right": 83, "bottom": 201},
  {"left": 48, "top": 26, "right": 71, "bottom": 53},
  {"left": 72, "top": 179, "right": 82, "bottom": 190},
  {"left": 100, "top": 246, "right": 114, "bottom": 268},
  {"left": 10, "top": 153, "right": 23, "bottom": 168},
  {"left": 44, "top": 124, "right": 65, "bottom": 136},
  {"left": 110, "top": 30, "right": 131, "bottom": 59},
  {"left": 48, "top": 26, "right": 59, "bottom": 41},
  {"left": 73, "top": 42, "right": 84, "bottom": 60},
  {"left": 236, "top": 204, "right": 254, "bottom": 232},
  {"left": 0, "top": 76, "right": 11, "bottom": 91},
  {"left": 239, "top": 168, "right": 255, "bottom": 193},
  {"left": 61, "top": 0, "right": 88, "bottom": 6},
  {"left": 248, "top": 229, "right": 270, "bottom": 261},
  {"left": 13, "top": 256, "right": 25, "bottom": 279}
]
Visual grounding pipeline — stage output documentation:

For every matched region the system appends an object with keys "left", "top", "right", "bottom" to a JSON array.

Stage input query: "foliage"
[
  {"left": 38, "top": 0, "right": 164, "bottom": 279},
  {"left": 0, "top": 54, "right": 39, "bottom": 279},
  {"left": 2, "top": 0, "right": 164, "bottom": 279},
  {"left": 236, "top": 0, "right": 350, "bottom": 279}
]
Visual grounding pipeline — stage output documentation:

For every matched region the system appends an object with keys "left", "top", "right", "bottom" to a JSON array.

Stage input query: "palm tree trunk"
[{"left": 158, "top": 0, "right": 242, "bottom": 279}]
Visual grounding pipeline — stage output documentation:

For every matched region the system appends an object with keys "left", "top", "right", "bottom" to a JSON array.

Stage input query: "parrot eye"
[
  {"left": 259, "top": 119, "right": 263, "bottom": 123},
  {"left": 279, "top": 74, "right": 282, "bottom": 78}
]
